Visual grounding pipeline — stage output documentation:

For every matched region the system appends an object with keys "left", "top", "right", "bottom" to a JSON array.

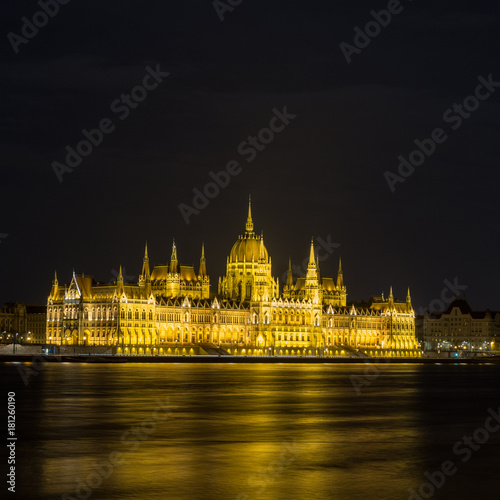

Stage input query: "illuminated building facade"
[
  {"left": 423, "top": 298, "right": 500, "bottom": 352},
  {"left": 46, "top": 201, "right": 419, "bottom": 357},
  {"left": 0, "top": 303, "right": 46, "bottom": 344}
]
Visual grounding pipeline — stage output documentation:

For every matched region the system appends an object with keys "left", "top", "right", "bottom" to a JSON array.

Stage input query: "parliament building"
[{"left": 46, "top": 200, "right": 419, "bottom": 357}]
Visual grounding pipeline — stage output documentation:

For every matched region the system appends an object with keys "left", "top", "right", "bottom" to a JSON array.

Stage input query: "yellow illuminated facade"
[{"left": 46, "top": 200, "right": 419, "bottom": 357}]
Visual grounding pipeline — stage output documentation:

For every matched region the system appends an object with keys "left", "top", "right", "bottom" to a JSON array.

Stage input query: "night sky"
[{"left": 1, "top": 0, "right": 499, "bottom": 312}]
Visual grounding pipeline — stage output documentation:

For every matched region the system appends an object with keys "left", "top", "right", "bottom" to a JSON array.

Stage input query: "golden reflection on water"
[{"left": 7, "top": 362, "right": 500, "bottom": 500}]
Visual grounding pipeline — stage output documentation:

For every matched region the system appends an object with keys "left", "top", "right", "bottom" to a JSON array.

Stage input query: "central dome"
[
  {"left": 230, "top": 233, "right": 269, "bottom": 263},
  {"left": 229, "top": 197, "right": 269, "bottom": 263}
]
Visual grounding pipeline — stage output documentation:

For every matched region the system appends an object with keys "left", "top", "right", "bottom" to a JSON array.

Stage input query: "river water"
[{"left": 3, "top": 361, "right": 500, "bottom": 500}]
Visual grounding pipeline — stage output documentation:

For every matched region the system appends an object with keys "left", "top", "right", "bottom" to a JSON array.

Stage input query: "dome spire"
[{"left": 245, "top": 195, "right": 254, "bottom": 233}]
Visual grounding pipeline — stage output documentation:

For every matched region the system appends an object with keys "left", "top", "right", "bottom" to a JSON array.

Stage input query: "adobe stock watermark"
[
  {"left": 52, "top": 64, "right": 170, "bottom": 183},
  {"left": 7, "top": 0, "right": 73, "bottom": 55},
  {"left": 280, "top": 236, "right": 340, "bottom": 285},
  {"left": 408, "top": 403, "right": 500, "bottom": 499},
  {"left": 350, "top": 358, "right": 392, "bottom": 395},
  {"left": 17, "top": 353, "right": 63, "bottom": 386},
  {"left": 0, "top": 233, "right": 8, "bottom": 244},
  {"left": 178, "top": 106, "right": 297, "bottom": 225},
  {"left": 340, "top": 0, "right": 414, "bottom": 64},
  {"left": 61, "top": 397, "right": 177, "bottom": 500},
  {"left": 415, "top": 277, "right": 467, "bottom": 316},
  {"left": 110, "top": 267, "right": 136, "bottom": 284},
  {"left": 16, "top": 352, "right": 107, "bottom": 387},
  {"left": 236, "top": 439, "right": 299, "bottom": 499},
  {"left": 385, "top": 73, "right": 500, "bottom": 192},
  {"left": 213, "top": 0, "right": 244, "bottom": 22}
]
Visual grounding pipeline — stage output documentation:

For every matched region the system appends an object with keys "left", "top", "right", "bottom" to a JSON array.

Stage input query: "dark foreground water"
[{"left": 3, "top": 362, "right": 500, "bottom": 500}]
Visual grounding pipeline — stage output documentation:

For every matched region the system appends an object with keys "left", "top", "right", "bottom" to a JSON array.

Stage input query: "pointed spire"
[
  {"left": 141, "top": 242, "right": 150, "bottom": 280},
  {"left": 199, "top": 242, "right": 207, "bottom": 276},
  {"left": 406, "top": 286, "right": 412, "bottom": 311},
  {"left": 308, "top": 238, "right": 315, "bottom": 267},
  {"left": 116, "top": 265, "right": 124, "bottom": 294},
  {"left": 245, "top": 195, "right": 254, "bottom": 233},
  {"left": 389, "top": 286, "right": 394, "bottom": 302},
  {"left": 51, "top": 271, "right": 59, "bottom": 298},
  {"left": 336, "top": 258, "right": 344, "bottom": 288},
  {"left": 286, "top": 258, "right": 293, "bottom": 288},
  {"left": 305, "top": 238, "right": 320, "bottom": 301},
  {"left": 316, "top": 252, "right": 321, "bottom": 281},
  {"left": 116, "top": 264, "right": 123, "bottom": 286},
  {"left": 259, "top": 232, "right": 265, "bottom": 261},
  {"left": 170, "top": 239, "right": 178, "bottom": 273}
]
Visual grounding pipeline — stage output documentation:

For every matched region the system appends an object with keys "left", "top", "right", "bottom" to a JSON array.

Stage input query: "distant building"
[
  {"left": 46, "top": 199, "right": 419, "bottom": 357},
  {"left": 414, "top": 315, "right": 424, "bottom": 350},
  {"left": 423, "top": 298, "right": 500, "bottom": 352},
  {"left": 26, "top": 305, "right": 47, "bottom": 344},
  {"left": 0, "top": 303, "right": 46, "bottom": 344}
]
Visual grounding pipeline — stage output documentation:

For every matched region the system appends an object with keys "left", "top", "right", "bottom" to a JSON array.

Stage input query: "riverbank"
[{"left": 1, "top": 354, "right": 500, "bottom": 364}]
